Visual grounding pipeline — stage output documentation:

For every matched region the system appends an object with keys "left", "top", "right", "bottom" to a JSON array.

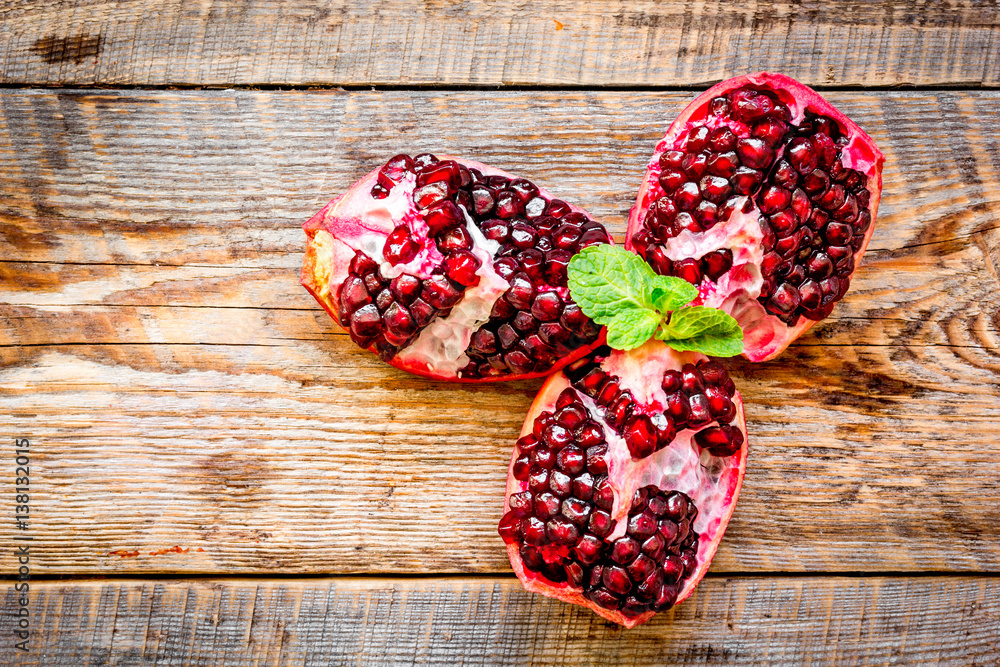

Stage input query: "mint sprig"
[{"left": 568, "top": 245, "right": 743, "bottom": 357}]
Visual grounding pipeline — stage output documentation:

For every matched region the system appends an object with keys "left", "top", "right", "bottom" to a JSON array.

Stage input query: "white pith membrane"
[
  {"left": 626, "top": 72, "right": 884, "bottom": 362},
  {"left": 395, "top": 206, "right": 509, "bottom": 376},
  {"left": 302, "top": 156, "right": 610, "bottom": 381},
  {"left": 503, "top": 341, "right": 748, "bottom": 628}
]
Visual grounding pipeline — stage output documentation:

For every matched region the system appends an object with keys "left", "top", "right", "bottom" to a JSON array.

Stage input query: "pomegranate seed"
[
  {"left": 509, "top": 222, "right": 539, "bottom": 249},
  {"left": 673, "top": 182, "right": 702, "bottom": 211},
  {"left": 575, "top": 534, "right": 603, "bottom": 564},
  {"left": 409, "top": 298, "right": 436, "bottom": 327},
  {"left": 607, "top": 538, "right": 638, "bottom": 568},
  {"left": 672, "top": 258, "right": 702, "bottom": 285},
  {"left": 495, "top": 190, "right": 524, "bottom": 218},
  {"left": 685, "top": 125, "right": 710, "bottom": 152},
  {"left": 701, "top": 249, "right": 733, "bottom": 281},
  {"left": 787, "top": 137, "right": 818, "bottom": 174},
  {"left": 383, "top": 302, "right": 416, "bottom": 337},
  {"left": 416, "top": 160, "right": 460, "bottom": 188},
  {"left": 658, "top": 169, "right": 686, "bottom": 193},
  {"left": 732, "top": 88, "right": 773, "bottom": 122},
  {"left": 623, "top": 414, "right": 657, "bottom": 459},
  {"left": 588, "top": 510, "right": 614, "bottom": 538},
  {"left": 576, "top": 423, "right": 605, "bottom": 448},
  {"left": 421, "top": 274, "right": 462, "bottom": 309},
  {"left": 736, "top": 137, "right": 774, "bottom": 169},
  {"left": 708, "top": 127, "right": 737, "bottom": 152},
  {"left": 682, "top": 152, "right": 709, "bottom": 180},
  {"left": 383, "top": 225, "right": 419, "bottom": 265},
  {"left": 443, "top": 251, "right": 482, "bottom": 287},
  {"left": 664, "top": 392, "right": 690, "bottom": 424},
  {"left": 544, "top": 199, "right": 571, "bottom": 218},
  {"left": 350, "top": 304, "right": 382, "bottom": 338},
  {"left": 680, "top": 364, "right": 704, "bottom": 393},
  {"left": 818, "top": 184, "right": 847, "bottom": 211},
  {"left": 469, "top": 328, "right": 497, "bottom": 355},
  {"left": 548, "top": 470, "right": 573, "bottom": 497},
  {"left": 706, "top": 151, "right": 739, "bottom": 179},
  {"left": 758, "top": 185, "right": 791, "bottom": 215},
  {"left": 768, "top": 282, "right": 800, "bottom": 313},
  {"left": 531, "top": 291, "right": 563, "bottom": 322},
  {"left": 731, "top": 166, "right": 762, "bottom": 195}
]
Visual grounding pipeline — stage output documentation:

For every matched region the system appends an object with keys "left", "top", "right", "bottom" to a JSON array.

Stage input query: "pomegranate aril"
[
  {"left": 531, "top": 291, "right": 563, "bottom": 322},
  {"left": 673, "top": 182, "right": 702, "bottom": 211},
  {"left": 708, "top": 127, "right": 737, "bottom": 152},
  {"left": 576, "top": 423, "right": 605, "bottom": 448},
  {"left": 732, "top": 88, "right": 774, "bottom": 122},
  {"left": 416, "top": 160, "right": 460, "bottom": 188},
  {"left": 548, "top": 471, "right": 573, "bottom": 498},
  {"left": 759, "top": 185, "right": 791, "bottom": 215},
  {"left": 736, "top": 137, "right": 774, "bottom": 169},
  {"left": 383, "top": 225, "right": 419, "bottom": 265},
  {"left": 685, "top": 125, "right": 710, "bottom": 152},
  {"left": 436, "top": 225, "right": 473, "bottom": 253},
  {"left": 589, "top": 510, "right": 614, "bottom": 538},
  {"left": 409, "top": 298, "right": 436, "bottom": 328},
  {"left": 443, "top": 251, "right": 481, "bottom": 287},
  {"left": 768, "top": 282, "right": 800, "bottom": 314},
  {"left": 350, "top": 303, "right": 382, "bottom": 338},
  {"left": 421, "top": 274, "right": 462, "bottom": 309},
  {"left": 701, "top": 249, "right": 733, "bottom": 281},
  {"left": 672, "top": 258, "right": 702, "bottom": 285},
  {"left": 787, "top": 137, "right": 818, "bottom": 174},
  {"left": 509, "top": 222, "right": 538, "bottom": 249},
  {"left": 731, "top": 166, "right": 762, "bottom": 195},
  {"left": 556, "top": 446, "right": 586, "bottom": 475},
  {"left": 495, "top": 190, "right": 524, "bottom": 218},
  {"left": 593, "top": 477, "right": 614, "bottom": 510},
  {"left": 623, "top": 414, "right": 657, "bottom": 459}
]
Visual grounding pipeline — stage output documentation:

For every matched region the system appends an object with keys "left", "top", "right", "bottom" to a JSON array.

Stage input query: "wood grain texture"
[
  {"left": 1, "top": 577, "right": 997, "bottom": 666},
  {"left": 2, "top": 89, "right": 1000, "bottom": 575},
  {"left": 1, "top": 1, "right": 999, "bottom": 87}
]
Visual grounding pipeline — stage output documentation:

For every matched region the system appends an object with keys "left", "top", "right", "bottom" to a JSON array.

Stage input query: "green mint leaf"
[
  {"left": 605, "top": 308, "right": 663, "bottom": 351},
  {"left": 649, "top": 275, "right": 699, "bottom": 313},
  {"left": 567, "top": 245, "right": 656, "bottom": 325},
  {"left": 658, "top": 306, "right": 744, "bottom": 357}
]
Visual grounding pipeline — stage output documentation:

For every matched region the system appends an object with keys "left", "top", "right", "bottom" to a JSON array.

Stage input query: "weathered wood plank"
[
  {"left": 1, "top": 577, "right": 997, "bottom": 666},
  {"left": 1, "top": 88, "right": 1000, "bottom": 574},
  {"left": 1, "top": 1, "right": 998, "bottom": 87},
  {"left": 1, "top": 335, "right": 999, "bottom": 575},
  {"left": 1, "top": 89, "right": 999, "bottom": 255}
]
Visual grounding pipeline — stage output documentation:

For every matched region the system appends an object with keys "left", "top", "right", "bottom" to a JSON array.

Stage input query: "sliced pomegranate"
[
  {"left": 627, "top": 72, "right": 885, "bottom": 361},
  {"left": 499, "top": 342, "right": 748, "bottom": 627},
  {"left": 302, "top": 154, "right": 613, "bottom": 381}
]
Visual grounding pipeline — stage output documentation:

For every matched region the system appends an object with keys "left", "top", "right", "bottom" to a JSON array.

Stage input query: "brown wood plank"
[
  {"left": 1, "top": 89, "right": 999, "bottom": 255},
  {"left": 1, "top": 577, "right": 997, "bottom": 666},
  {"left": 1, "top": 1, "right": 999, "bottom": 87},
  {"left": 2, "top": 89, "right": 1000, "bottom": 575}
]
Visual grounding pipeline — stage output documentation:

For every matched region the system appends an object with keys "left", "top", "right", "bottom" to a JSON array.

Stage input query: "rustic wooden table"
[{"left": 2, "top": 1, "right": 999, "bottom": 665}]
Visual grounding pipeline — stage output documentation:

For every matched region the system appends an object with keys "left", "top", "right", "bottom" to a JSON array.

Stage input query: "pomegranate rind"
[
  {"left": 302, "top": 156, "right": 610, "bottom": 382},
  {"left": 503, "top": 342, "right": 748, "bottom": 628},
  {"left": 626, "top": 72, "right": 885, "bottom": 362}
]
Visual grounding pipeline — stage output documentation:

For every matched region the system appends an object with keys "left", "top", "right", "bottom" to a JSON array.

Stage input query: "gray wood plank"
[
  {"left": 1, "top": 577, "right": 997, "bottom": 666},
  {"left": 1, "top": 1, "right": 998, "bottom": 87}
]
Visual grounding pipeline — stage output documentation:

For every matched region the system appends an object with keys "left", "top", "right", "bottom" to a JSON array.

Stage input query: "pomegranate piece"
[
  {"left": 301, "top": 154, "right": 612, "bottom": 381},
  {"left": 626, "top": 72, "right": 885, "bottom": 361},
  {"left": 500, "top": 342, "right": 748, "bottom": 627}
]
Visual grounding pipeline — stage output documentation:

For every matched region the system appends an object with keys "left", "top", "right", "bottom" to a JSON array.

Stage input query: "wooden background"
[{"left": 1, "top": 1, "right": 1000, "bottom": 665}]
